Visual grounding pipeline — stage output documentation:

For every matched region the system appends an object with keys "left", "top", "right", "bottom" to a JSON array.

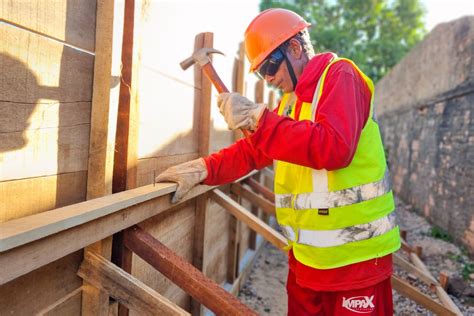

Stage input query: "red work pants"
[{"left": 287, "top": 268, "right": 393, "bottom": 315}]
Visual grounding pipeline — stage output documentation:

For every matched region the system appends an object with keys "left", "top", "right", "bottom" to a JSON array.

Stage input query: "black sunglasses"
[{"left": 256, "top": 48, "right": 285, "bottom": 79}]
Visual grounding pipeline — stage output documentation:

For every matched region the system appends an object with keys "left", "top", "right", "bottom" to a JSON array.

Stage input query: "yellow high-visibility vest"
[{"left": 274, "top": 57, "right": 400, "bottom": 269}]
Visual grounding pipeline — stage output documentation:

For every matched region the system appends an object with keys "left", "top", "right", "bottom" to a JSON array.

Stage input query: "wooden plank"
[
  {"left": 393, "top": 253, "right": 438, "bottom": 286},
  {"left": 1, "top": 0, "right": 97, "bottom": 51},
  {"left": 0, "top": 172, "right": 256, "bottom": 284},
  {"left": 83, "top": 0, "right": 125, "bottom": 313},
  {"left": 191, "top": 31, "right": 214, "bottom": 313},
  {"left": 233, "top": 42, "right": 246, "bottom": 97},
  {"left": 39, "top": 288, "right": 82, "bottom": 316},
  {"left": 87, "top": 0, "right": 124, "bottom": 200},
  {"left": 247, "top": 65, "right": 261, "bottom": 256},
  {"left": 78, "top": 251, "right": 189, "bottom": 316},
  {"left": 0, "top": 182, "right": 173, "bottom": 252},
  {"left": 0, "top": 182, "right": 214, "bottom": 285},
  {"left": 391, "top": 275, "right": 457, "bottom": 316},
  {"left": 409, "top": 252, "right": 462, "bottom": 315},
  {"left": 0, "top": 124, "right": 90, "bottom": 182},
  {"left": 245, "top": 178, "right": 275, "bottom": 203},
  {"left": 268, "top": 90, "right": 277, "bottom": 110},
  {"left": 112, "top": 2, "right": 141, "bottom": 313},
  {"left": 210, "top": 190, "right": 287, "bottom": 250},
  {"left": 231, "top": 182, "right": 276, "bottom": 216},
  {"left": 133, "top": 203, "right": 196, "bottom": 310},
  {"left": 82, "top": 237, "right": 113, "bottom": 316},
  {"left": 113, "top": 0, "right": 139, "bottom": 193},
  {"left": 0, "top": 101, "right": 91, "bottom": 133},
  {"left": 0, "top": 23, "right": 94, "bottom": 104},
  {"left": 123, "top": 226, "right": 257, "bottom": 316},
  {"left": 0, "top": 171, "right": 87, "bottom": 223},
  {"left": 0, "top": 251, "right": 82, "bottom": 315},
  {"left": 0, "top": 172, "right": 256, "bottom": 253}
]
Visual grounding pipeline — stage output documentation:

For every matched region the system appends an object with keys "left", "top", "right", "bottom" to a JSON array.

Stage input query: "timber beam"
[
  {"left": 245, "top": 178, "right": 275, "bottom": 203},
  {"left": 78, "top": 251, "right": 189, "bottom": 315},
  {"left": 210, "top": 189, "right": 287, "bottom": 250},
  {"left": 123, "top": 226, "right": 257, "bottom": 316},
  {"left": 231, "top": 182, "right": 275, "bottom": 216}
]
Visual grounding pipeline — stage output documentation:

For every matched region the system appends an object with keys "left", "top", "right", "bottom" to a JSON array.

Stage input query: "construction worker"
[{"left": 156, "top": 8, "right": 400, "bottom": 315}]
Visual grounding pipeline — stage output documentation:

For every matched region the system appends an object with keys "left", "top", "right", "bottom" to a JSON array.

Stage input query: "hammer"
[{"left": 180, "top": 47, "right": 251, "bottom": 137}]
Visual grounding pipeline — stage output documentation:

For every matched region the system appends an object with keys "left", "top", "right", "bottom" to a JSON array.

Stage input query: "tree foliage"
[{"left": 260, "top": 0, "right": 426, "bottom": 82}]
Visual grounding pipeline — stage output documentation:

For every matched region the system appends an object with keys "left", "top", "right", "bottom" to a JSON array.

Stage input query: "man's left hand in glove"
[
  {"left": 217, "top": 92, "right": 267, "bottom": 131},
  {"left": 155, "top": 158, "right": 208, "bottom": 203}
]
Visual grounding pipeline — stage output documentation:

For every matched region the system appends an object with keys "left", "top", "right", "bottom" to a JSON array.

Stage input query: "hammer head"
[{"left": 180, "top": 47, "right": 224, "bottom": 70}]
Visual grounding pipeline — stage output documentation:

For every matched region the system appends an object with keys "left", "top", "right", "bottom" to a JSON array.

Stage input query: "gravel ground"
[{"left": 238, "top": 197, "right": 474, "bottom": 315}]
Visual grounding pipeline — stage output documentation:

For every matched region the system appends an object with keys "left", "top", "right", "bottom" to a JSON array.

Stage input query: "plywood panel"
[
  {"left": 0, "top": 124, "right": 90, "bottom": 181},
  {"left": 0, "top": 251, "right": 82, "bottom": 315},
  {"left": 1, "top": 0, "right": 97, "bottom": 51},
  {"left": 131, "top": 203, "right": 196, "bottom": 313},
  {"left": 0, "top": 101, "right": 91, "bottom": 133},
  {"left": 0, "top": 171, "right": 87, "bottom": 223}
]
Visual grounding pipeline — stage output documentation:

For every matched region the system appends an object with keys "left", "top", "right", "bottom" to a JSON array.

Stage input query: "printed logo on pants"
[{"left": 342, "top": 295, "right": 375, "bottom": 313}]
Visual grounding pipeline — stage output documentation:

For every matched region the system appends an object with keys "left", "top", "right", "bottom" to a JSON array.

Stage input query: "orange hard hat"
[{"left": 245, "top": 8, "right": 311, "bottom": 72}]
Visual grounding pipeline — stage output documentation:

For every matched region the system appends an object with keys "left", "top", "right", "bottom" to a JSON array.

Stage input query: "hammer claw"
[{"left": 180, "top": 57, "right": 196, "bottom": 70}]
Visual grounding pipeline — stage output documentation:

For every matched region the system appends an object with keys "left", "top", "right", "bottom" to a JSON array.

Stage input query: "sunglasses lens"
[{"left": 257, "top": 49, "right": 284, "bottom": 78}]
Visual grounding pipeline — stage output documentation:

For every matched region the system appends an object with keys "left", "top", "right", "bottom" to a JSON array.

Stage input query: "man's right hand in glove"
[
  {"left": 217, "top": 92, "right": 266, "bottom": 131},
  {"left": 155, "top": 158, "right": 208, "bottom": 203}
]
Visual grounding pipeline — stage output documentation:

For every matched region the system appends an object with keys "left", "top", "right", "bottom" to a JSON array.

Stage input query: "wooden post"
[
  {"left": 191, "top": 32, "right": 213, "bottom": 316},
  {"left": 78, "top": 252, "right": 190, "bottom": 316},
  {"left": 247, "top": 80, "right": 265, "bottom": 250},
  {"left": 439, "top": 272, "right": 449, "bottom": 290},
  {"left": 226, "top": 41, "right": 247, "bottom": 284},
  {"left": 123, "top": 226, "right": 258, "bottom": 316},
  {"left": 111, "top": 0, "right": 139, "bottom": 315},
  {"left": 82, "top": 0, "right": 124, "bottom": 314},
  {"left": 268, "top": 90, "right": 277, "bottom": 110}
]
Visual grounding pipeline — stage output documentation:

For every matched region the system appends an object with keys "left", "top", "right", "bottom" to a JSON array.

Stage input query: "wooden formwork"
[{"left": 0, "top": 0, "right": 264, "bottom": 314}]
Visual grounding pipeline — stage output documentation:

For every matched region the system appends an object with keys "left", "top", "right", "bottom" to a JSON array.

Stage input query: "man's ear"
[{"left": 288, "top": 38, "right": 303, "bottom": 59}]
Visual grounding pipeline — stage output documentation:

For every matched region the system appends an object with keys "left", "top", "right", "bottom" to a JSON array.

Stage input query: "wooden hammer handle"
[{"left": 202, "top": 63, "right": 251, "bottom": 138}]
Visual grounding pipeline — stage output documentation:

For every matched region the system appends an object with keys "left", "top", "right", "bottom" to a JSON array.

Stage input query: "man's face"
[
  {"left": 263, "top": 58, "right": 294, "bottom": 93},
  {"left": 256, "top": 48, "right": 294, "bottom": 93}
]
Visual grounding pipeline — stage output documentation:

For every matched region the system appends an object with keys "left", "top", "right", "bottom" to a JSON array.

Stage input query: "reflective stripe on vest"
[
  {"left": 280, "top": 212, "right": 396, "bottom": 248},
  {"left": 275, "top": 169, "right": 391, "bottom": 210}
]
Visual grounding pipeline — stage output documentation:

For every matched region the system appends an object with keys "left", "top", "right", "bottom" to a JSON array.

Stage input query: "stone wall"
[{"left": 374, "top": 16, "right": 474, "bottom": 253}]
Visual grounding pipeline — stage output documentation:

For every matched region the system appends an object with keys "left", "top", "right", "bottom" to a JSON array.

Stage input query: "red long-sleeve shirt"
[{"left": 204, "top": 53, "right": 391, "bottom": 291}]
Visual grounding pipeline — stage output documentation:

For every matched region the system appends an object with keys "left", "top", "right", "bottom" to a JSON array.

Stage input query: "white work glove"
[
  {"left": 217, "top": 92, "right": 267, "bottom": 131},
  {"left": 155, "top": 158, "right": 208, "bottom": 203}
]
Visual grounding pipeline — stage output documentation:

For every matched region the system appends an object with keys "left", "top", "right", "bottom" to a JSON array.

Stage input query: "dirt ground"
[{"left": 238, "top": 197, "right": 474, "bottom": 315}]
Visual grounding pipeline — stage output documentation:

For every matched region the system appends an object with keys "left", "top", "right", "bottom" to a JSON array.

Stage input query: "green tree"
[{"left": 260, "top": 0, "right": 426, "bottom": 82}]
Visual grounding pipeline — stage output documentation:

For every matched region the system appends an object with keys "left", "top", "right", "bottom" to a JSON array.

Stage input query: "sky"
[{"left": 421, "top": 0, "right": 473, "bottom": 30}]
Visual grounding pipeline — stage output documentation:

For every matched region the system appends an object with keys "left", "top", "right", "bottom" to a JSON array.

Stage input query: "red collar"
[{"left": 295, "top": 52, "right": 337, "bottom": 103}]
